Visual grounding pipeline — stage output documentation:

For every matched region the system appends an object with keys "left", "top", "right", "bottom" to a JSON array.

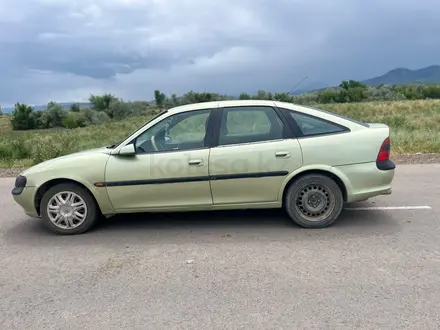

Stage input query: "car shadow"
[
  {"left": 97, "top": 207, "right": 395, "bottom": 230},
  {"left": 4, "top": 206, "right": 403, "bottom": 248}
]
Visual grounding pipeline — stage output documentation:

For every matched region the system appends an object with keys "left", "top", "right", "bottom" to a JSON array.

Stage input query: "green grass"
[
  {"left": 1, "top": 99, "right": 440, "bottom": 168},
  {"left": 0, "top": 114, "right": 152, "bottom": 168},
  {"left": 323, "top": 99, "right": 440, "bottom": 154}
]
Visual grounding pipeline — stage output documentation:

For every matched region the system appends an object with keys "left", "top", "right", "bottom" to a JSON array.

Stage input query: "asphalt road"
[{"left": 0, "top": 164, "right": 439, "bottom": 329}]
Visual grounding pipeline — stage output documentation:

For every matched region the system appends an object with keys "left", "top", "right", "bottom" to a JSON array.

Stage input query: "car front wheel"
[
  {"left": 284, "top": 174, "right": 344, "bottom": 228},
  {"left": 40, "top": 183, "right": 99, "bottom": 235}
]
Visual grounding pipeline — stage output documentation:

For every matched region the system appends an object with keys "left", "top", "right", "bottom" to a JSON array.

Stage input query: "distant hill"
[
  {"left": 1, "top": 102, "right": 92, "bottom": 114},
  {"left": 290, "top": 80, "right": 330, "bottom": 95},
  {"left": 303, "top": 65, "right": 440, "bottom": 94},
  {"left": 361, "top": 65, "right": 440, "bottom": 86}
]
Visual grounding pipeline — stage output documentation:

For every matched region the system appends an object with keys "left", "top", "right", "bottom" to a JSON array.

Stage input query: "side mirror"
[{"left": 118, "top": 143, "right": 136, "bottom": 156}]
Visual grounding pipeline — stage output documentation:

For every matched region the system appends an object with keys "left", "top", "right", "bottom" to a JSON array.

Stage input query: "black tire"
[
  {"left": 40, "top": 183, "right": 99, "bottom": 235},
  {"left": 284, "top": 174, "right": 343, "bottom": 228}
]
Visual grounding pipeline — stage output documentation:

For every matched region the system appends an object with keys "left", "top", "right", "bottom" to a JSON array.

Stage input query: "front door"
[
  {"left": 208, "top": 105, "right": 303, "bottom": 205},
  {"left": 105, "top": 109, "right": 214, "bottom": 212}
]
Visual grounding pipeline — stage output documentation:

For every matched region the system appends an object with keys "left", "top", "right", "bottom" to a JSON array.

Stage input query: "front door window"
[{"left": 135, "top": 109, "right": 211, "bottom": 153}]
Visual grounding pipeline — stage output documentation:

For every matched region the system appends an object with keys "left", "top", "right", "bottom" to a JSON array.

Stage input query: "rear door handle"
[
  {"left": 275, "top": 151, "right": 291, "bottom": 158},
  {"left": 188, "top": 159, "right": 204, "bottom": 166}
]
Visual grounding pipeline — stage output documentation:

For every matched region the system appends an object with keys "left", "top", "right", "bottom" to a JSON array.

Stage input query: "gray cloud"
[{"left": 0, "top": 0, "right": 440, "bottom": 106}]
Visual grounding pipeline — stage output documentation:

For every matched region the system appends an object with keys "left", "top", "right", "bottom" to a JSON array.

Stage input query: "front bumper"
[
  {"left": 11, "top": 176, "right": 39, "bottom": 218},
  {"left": 12, "top": 187, "right": 39, "bottom": 217}
]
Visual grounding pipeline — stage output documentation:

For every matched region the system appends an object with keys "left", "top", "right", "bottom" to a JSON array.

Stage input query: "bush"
[
  {"left": 107, "top": 99, "right": 150, "bottom": 120},
  {"left": 0, "top": 137, "right": 32, "bottom": 167},
  {"left": 10, "top": 138, "right": 32, "bottom": 159},
  {"left": 0, "top": 140, "right": 14, "bottom": 167},
  {"left": 30, "top": 134, "right": 79, "bottom": 165},
  {"left": 367, "top": 85, "right": 408, "bottom": 101},
  {"left": 64, "top": 112, "right": 87, "bottom": 129},
  {"left": 108, "top": 99, "right": 131, "bottom": 120},
  {"left": 81, "top": 109, "right": 111, "bottom": 126}
]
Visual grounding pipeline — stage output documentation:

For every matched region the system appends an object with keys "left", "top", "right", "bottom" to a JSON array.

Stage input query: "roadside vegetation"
[{"left": 1, "top": 80, "right": 440, "bottom": 168}]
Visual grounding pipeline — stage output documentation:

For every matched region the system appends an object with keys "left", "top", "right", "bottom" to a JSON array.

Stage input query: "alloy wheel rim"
[
  {"left": 47, "top": 191, "right": 88, "bottom": 229},
  {"left": 295, "top": 183, "right": 335, "bottom": 221}
]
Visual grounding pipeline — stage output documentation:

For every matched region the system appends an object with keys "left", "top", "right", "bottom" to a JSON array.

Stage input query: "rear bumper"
[
  {"left": 332, "top": 161, "right": 395, "bottom": 203},
  {"left": 348, "top": 186, "right": 393, "bottom": 203},
  {"left": 12, "top": 186, "right": 39, "bottom": 218}
]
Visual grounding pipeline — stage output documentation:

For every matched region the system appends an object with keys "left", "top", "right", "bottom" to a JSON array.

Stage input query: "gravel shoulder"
[
  {"left": 1, "top": 153, "right": 439, "bottom": 178},
  {"left": 391, "top": 153, "right": 440, "bottom": 164}
]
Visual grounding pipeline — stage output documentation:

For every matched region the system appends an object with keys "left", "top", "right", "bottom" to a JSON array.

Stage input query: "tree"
[
  {"left": 423, "top": 85, "right": 440, "bottom": 99},
  {"left": 336, "top": 80, "right": 368, "bottom": 103},
  {"left": 154, "top": 90, "right": 166, "bottom": 108},
  {"left": 70, "top": 103, "right": 80, "bottom": 112},
  {"left": 89, "top": 93, "right": 118, "bottom": 116},
  {"left": 46, "top": 101, "right": 68, "bottom": 128},
  {"left": 11, "top": 103, "right": 35, "bottom": 130},
  {"left": 317, "top": 89, "right": 338, "bottom": 103},
  {"left": 30, "top": 110, "right": 49, "bottom": 129},
  {"left": 253, "top": 90, "right": 269, "bottom": 100},
  {"left": 339, "top": 80, "right": 365, "bottom": 90},
  {"left": 274, "top": 93, "right": 288, "bottom": 101},
  {"left": 171, "top": 94, "right": 179, "bottom": 106}
]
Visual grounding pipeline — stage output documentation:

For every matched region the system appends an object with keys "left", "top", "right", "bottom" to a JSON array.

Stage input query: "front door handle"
[
  {"left": 275, "top": 151, "right": 291, "bottom": 158},
  {"left": 188, "top": 159, "right": 204, "bottom": 166}
]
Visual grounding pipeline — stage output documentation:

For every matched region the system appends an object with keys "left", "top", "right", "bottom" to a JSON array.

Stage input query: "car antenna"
[{"left": 278, "top": 76, "right": 308, "bottom": 102}]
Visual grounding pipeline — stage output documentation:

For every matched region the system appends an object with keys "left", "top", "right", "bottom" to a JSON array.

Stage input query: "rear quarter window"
[
  {"left": 300, "top": 105, "right": 370, "bottom": 128},
  {"left": 289, "top": 112, "right": 347, "bottom": 136}
]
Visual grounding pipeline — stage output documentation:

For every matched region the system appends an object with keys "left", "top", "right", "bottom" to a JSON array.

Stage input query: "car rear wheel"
[
  {"left": 284, "top": 174, "right": 343, "bottom": 228},
  {"left": 40, "top": 183, "right": 99, "bottom": 235}
]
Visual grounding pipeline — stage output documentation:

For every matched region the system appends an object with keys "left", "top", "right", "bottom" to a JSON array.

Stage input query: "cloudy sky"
[{"left": 0, "top": 0, "right": 439, "bottom": 107}]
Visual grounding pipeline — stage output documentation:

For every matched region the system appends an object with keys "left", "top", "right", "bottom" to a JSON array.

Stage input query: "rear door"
[{"left": 208, "top": 105, "right": 303, "bottom": 205}]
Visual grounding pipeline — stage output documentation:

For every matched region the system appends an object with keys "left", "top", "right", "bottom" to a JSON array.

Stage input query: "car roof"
[
  {"left": 166, "top": 99, "right": 347, "bottom": 113},
  {"left": 167, "top": 99, "right": 279, "bottom": 114},
  {"left": 166, "top": 99, "right": 368, "bottom": 130},
  {"left": 167, "top": 99, "right": 336, "bottom": 120}
]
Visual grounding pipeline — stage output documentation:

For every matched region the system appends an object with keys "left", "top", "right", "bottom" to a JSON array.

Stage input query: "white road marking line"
[{"left": 344, "top": 206, "right": 432, "bottom": 211}]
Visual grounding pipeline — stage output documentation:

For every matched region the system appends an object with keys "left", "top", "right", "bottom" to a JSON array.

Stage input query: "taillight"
[{"left": 377, "top": 137, "right": 390, "bottom": 162}]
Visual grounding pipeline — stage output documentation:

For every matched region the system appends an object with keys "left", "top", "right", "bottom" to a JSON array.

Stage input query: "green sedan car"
[{"left": 12, "top": 100, "right": 395, "bottom": 235}]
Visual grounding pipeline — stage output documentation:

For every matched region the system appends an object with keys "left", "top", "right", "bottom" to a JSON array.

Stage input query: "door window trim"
[{"left": 211, "top": 105, "right": 295, "bottom": 148}]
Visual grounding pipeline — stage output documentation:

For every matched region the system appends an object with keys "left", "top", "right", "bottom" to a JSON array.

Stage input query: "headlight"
[{"left": 15, "top": 175, "right": 27, "bottom": 188}]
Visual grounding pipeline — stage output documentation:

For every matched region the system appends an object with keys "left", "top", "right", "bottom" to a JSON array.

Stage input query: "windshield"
[{"left": 106, "top": 110, "right": 169, "bottom": 148}]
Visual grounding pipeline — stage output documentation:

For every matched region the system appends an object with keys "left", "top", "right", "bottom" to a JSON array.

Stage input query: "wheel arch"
[
  {"left": 281, "top": 167, "right": 349, "bottom": 205},
  {"left": 34, "top": 178, "right": 103, "bottom": 216}
]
